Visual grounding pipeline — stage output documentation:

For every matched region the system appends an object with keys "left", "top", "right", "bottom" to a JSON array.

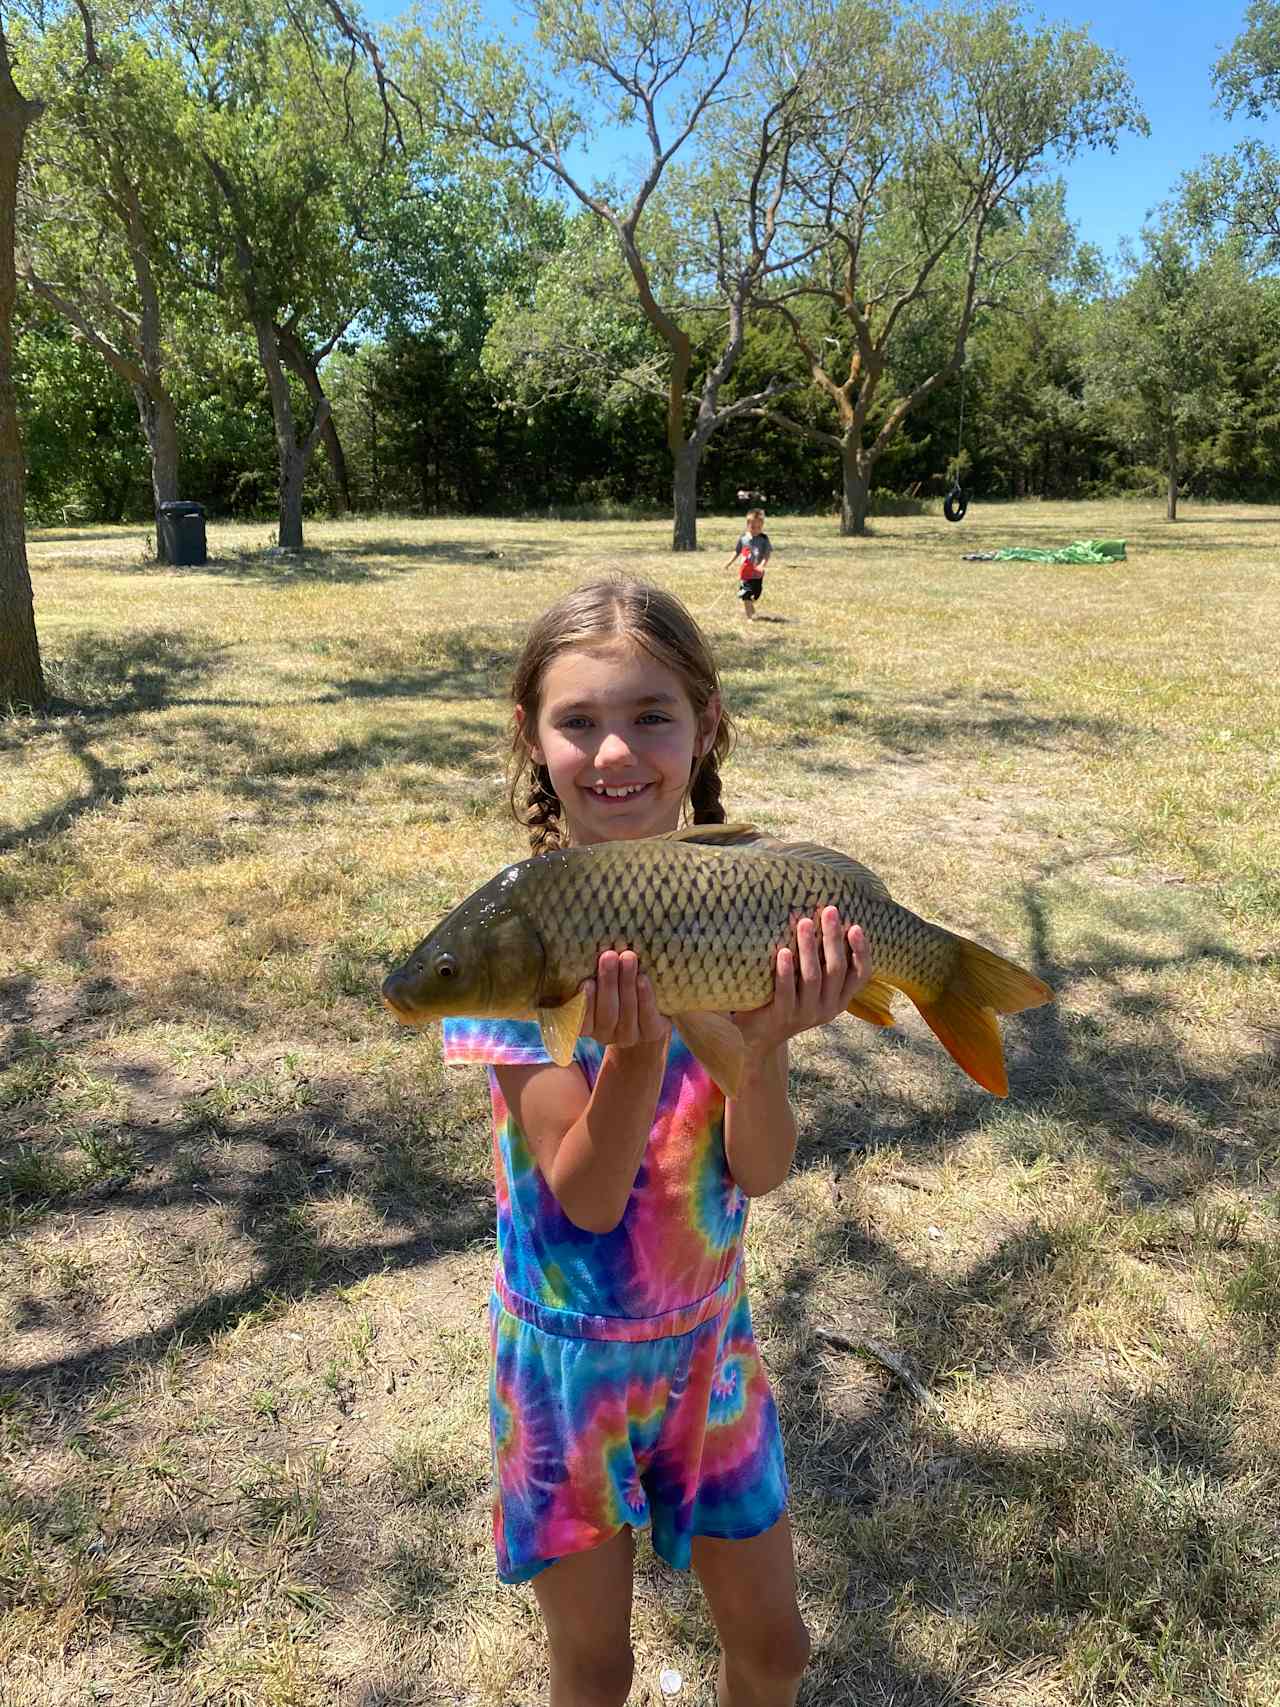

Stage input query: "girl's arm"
[
  {"left": 724, "top": 912, "right": 869, "bottom": 1196},
  {"left": 494, "top": 952, "right": 669, "bottom": 1235}
]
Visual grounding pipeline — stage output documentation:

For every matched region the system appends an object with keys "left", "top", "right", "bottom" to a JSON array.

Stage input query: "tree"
[
  {"left": 1084, "top": 215, "right": 1256, "bottom": 521},
  {"left": 17, "top": 12, "right": 198, "bottom": 557},
  {"left": 167, "top": 0, "right": 415, "bottom": 548},
  {"left": 482, "top": 210, "right": 672, "bottom": 415},
  {"left": 751, "top": 0, "right": 1142, "bottom": 533},
  {"left": 1, "top": 13, "right": 46, "bottom": 712},
  {"left": 1182, "top": 2, "right": 1280, "bottom": 267},
  {"left": 16, "top": 297, "right": 149, "bottom": 522},
  {"left": 424, "top": 0, "right": 816, "bottom": 549}
]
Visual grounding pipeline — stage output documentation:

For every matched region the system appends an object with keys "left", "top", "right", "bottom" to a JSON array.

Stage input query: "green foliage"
[
  {"left": 15, "top": 305, "right": 148, "bottom": 525},
  {"left": 482, "top": 211, "right": 667, "bottom": 410},
  {"left": 1084, "top": 214, "right": 1259, "bottom": 505},
  {"left": 1214, "top": 0, "right": 1280, "bottom": 118}
]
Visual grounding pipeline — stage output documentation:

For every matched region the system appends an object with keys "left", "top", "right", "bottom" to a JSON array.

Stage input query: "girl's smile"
[{"left": 522, "top": 641, "right": 720, "bottom": 846}]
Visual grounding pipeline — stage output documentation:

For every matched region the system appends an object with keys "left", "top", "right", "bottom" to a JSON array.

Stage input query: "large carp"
[{"left": 382, "top": 824, "right": 1051, "bottom": 1097}]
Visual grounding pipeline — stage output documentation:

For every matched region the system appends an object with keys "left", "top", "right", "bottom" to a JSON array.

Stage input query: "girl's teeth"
[{"left": 595, "top": 784, "right": 645, "bottom": 798}]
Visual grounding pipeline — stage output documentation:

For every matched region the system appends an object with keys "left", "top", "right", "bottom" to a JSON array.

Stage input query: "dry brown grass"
[{"left": 2, "top": 500, "right": 1279, "bottom": 1705}]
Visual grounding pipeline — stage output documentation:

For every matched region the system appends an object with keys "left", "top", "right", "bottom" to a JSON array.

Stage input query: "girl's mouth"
[{"left": 586, "top": 781, "right": 652, "bottom": 802}]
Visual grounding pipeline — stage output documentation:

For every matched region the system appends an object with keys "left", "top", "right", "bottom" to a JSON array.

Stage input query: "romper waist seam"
[{"left": 493, "top": 1258, "right": 742, "bottom": 1343}]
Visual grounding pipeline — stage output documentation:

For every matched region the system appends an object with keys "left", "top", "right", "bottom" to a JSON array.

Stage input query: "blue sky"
[
  {"left": 1049, "top": 0, "right": 1254, "bottom": 256},
  {"left": 375, "top": 0, "right": 1263, "bottom": 261}
]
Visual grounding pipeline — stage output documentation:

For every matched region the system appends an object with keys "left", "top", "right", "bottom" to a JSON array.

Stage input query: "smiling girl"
[{"left": 442, "top": 577, "right": 869, "bottom": 1706}]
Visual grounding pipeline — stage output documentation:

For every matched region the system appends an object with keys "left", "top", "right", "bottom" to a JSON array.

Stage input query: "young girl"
[{"left": 442, "top": 577, "right": 869, "bottom": 1707}]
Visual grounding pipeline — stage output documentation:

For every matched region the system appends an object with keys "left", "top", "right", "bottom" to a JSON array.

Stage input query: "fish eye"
[{"left": 434, "top": 954, "right": 459, "bottom": 980}]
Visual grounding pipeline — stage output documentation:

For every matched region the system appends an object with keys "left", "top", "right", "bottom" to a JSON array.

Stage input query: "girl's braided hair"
[{"left": 508, "top": 577, "right": 735, "bottom": 854}]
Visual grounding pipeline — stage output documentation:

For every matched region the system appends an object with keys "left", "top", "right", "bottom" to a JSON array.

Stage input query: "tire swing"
[{"left": 943, "top": 360, "right": 969, "bottom": 523}]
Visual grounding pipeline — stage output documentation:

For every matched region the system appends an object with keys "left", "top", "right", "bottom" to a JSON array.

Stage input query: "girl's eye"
[
  {"left": 637, "top": 713, "right": 672, "bottom": 725},
  {"left": 434, "top": 954, "right": 459, "bottom": 980}
]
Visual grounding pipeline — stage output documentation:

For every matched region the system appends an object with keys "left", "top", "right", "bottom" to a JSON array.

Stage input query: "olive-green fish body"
[
  {"left": 523, "top": 838, "right": 948, "bottom": 1011},
  {"left": 382, "top": 825, "right": 1052, "bottom": 1097}
]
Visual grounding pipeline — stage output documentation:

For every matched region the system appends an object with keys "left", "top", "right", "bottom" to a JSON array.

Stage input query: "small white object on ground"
[{"left": 659, "top": 1669, "right": 682, "bottom": 1696}]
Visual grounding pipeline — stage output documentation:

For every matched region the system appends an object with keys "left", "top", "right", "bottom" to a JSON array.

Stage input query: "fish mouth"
[{"left": 381, "top": 970, "right": 431, "bottom": 1025}]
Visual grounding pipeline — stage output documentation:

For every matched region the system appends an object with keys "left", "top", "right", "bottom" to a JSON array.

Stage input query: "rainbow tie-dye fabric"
[{"left": 443, "top": 1018, "right": 789, "bottom": 1581}]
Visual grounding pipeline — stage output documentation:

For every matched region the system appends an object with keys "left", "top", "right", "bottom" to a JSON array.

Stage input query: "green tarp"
[{"left": 963, "top": 538, "right": 1127, "bottom": 565}]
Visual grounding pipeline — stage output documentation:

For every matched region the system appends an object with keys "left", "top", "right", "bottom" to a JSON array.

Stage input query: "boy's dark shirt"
[{"left": 734, "top": 531, "right": 772, "bottom": 577}]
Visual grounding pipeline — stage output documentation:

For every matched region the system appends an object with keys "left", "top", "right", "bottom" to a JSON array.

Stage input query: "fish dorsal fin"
[
  {"left": 661, "top": 822, "right": 762, "bottom": 845},
  {"left": 761, "top": 841, "right": 893, "bottom": 901},
  {"left": 665, "top": 824, "right": 892, "bottom": 901},
  {"left": 537, "top": 990, "right": 588, "bottom": 1067}
]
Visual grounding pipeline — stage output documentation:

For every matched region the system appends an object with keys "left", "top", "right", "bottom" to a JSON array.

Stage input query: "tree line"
[{"left": 4, "top": 0, "right": 1280, "bottom": 710}]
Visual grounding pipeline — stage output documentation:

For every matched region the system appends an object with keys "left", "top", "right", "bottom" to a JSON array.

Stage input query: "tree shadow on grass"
[
  {"left": 714, "top": 642, "right": 1129, "bottom": 758},
  {"left": 755, "top": 869, "right": 1280, "bottom": 1700},
  {"left": 0, "top": 625, "right": 519, "bottom": 855},
  {"left": 0, "top": 1058, "right": 493, "bottom": 1396}
]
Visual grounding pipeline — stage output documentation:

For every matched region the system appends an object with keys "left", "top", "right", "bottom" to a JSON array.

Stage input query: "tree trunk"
[
  {"left": 840, "top": 443, "right": 871, "bottom": 537},
  {"left": 0, "top": 30, "right": 46, "bottom": 712},
  {"left": 279, "top": 447, "right": 306, "bottom": 550},
  {"left": 135, "top": 387, "right": 180, "bottom": 559},
  {"left": 247, "top": 310, "right": 327, "bottom": 550},
  {"left": 1166, "top": 429, "right": 1178, "bottom": 521},
  {"left": 277, "top": 323, "right": 351, "bottom": 514},
  {"left": 671, "top": 442, "right": 698, "bottom": 551}
]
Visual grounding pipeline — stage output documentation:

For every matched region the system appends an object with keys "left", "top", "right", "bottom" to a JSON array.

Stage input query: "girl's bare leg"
[
  {"left": 691, "top": 1515, "right": 810, "bottom": 1707},
  {"left": 532, "top": 1526, "right": 636, "bottom": 1707}
]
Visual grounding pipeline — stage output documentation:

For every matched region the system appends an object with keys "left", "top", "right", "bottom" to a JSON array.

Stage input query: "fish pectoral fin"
[
  {"left": 846, "top": 975, "right": 896, "bottom": 1028},
  {"left": 672, "top": 1011, "right": 745, "bottom": 1100},
  {"left": 538, "top": 991, "right": 588, "bottom": 1066}
]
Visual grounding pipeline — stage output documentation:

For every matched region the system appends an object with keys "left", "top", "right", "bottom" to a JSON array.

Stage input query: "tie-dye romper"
[{"left": 442, "top": 1018, "right": 789, "bottom": 1583}]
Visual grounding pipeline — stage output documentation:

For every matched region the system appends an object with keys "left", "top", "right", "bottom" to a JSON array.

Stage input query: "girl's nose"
[{"left": 593, "top": 729, "right": 635, "bottom": 767}]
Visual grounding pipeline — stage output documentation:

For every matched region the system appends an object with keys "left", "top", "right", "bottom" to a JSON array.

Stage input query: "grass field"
[{"left": 2, "top": 500, "right": 1278, "bottom": 1707}]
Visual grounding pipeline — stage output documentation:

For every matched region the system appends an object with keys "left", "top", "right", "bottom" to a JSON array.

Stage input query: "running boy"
[{"left": 724, "top": 507, "right": 772, "bottom": 619}]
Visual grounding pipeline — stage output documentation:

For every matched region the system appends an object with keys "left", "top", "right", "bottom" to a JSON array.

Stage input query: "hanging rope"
[{"left": 943, "top": 360, "right": 969, "bottom": 523}]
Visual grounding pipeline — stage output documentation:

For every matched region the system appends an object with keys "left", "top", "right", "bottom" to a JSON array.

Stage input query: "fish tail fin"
[{"left": 913, "top": 938, "right": 1052, "bottom": 1098}]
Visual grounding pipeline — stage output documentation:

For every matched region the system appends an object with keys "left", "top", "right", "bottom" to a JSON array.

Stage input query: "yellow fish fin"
[
  {"left": 662, "top": 822, "right": 761, "bottom": 844},
  {"left": 672, "top": 1011, "right": 745, "bottom": 1099},
  {"left": 762, "top": 841, "right": 891, "bottom": 900},
  {"left": 846, "top": 975, "right": 896, "bottom": 1028},
  {"left": 913, "top": 938, "right": 1052, "bottom": 1098},
  {"left": 538, "top": 991, "right": 588, "bottom": 1066}
]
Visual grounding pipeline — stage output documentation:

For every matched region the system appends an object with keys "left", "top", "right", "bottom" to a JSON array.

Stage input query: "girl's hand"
[
  {"left": 580, "top": 950, "right": 671, "bottom": 1052},
  {"left": 733, "top": 911, "right": 870, "bottom": 1051}
]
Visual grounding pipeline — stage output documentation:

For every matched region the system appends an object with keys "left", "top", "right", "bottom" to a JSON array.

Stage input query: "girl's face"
[{"left": 521, "top": 641, "right": 720, "bottom": 846}]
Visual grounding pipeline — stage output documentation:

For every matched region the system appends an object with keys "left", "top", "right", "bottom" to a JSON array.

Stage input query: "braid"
[
  {"left": 524, "top": 764, "right": 564, "bottom": 854},
  {"left": 689, "top": 753, "right": 727, "bottom": 824}
]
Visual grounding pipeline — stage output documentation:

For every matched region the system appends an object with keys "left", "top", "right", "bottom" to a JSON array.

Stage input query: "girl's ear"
[{"left": 515, "top": 703, "right": 545, "bottom": 767}]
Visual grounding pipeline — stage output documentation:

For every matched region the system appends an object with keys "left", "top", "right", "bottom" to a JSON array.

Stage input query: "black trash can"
[{"left": 157, "top": 500, "right": 207, "bottom": 566}]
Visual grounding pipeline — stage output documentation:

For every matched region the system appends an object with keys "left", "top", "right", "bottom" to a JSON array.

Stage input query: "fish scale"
[
  {"left": 382, "top": 824, "right": 1053, "bottom": 1097},
  {"left": 529, "top": 842, "right": 922, "bottom": 1009}
]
